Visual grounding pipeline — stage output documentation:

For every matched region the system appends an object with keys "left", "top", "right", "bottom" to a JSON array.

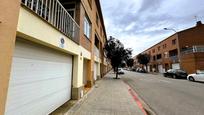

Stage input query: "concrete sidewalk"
[{"left": 66, "top": 73, "right": 145, "bottom": 115}]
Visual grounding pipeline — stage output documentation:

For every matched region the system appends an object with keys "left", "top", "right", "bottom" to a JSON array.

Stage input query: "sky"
[{"left": 100, "top": 0, "right": 204, "bottom": 56}]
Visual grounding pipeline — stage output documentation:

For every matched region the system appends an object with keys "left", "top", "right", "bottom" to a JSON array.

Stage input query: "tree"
[
  {"left": 120, "top": 61, "right": 126, "bottom": 68},
  {"left": 126, "top": 58, "right": 134, "bottom": 68},
  {"left": 137, "top": 53, "right": 150, "bottom": 71},
  {"left": 104, "top": 37, "right": 132, "bottom": 79}
]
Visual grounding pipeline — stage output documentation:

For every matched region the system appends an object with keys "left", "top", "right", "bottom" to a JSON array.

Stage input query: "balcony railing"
[
  {"left": 181, "top": 46, "right": 204, "bottom": 54},
  {"left": 156, "top": 59, "right": 162, "bottom": 62},
  {"left": 21, "top": 0, "right": 80, "bottom": 44},
  {"left": 169, "top": 55, "right": 179, "bottom": 62}
]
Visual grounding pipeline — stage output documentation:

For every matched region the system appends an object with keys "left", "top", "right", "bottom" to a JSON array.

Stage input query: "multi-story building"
[
  {"left": 0, "top": 0, "right": 109, "bottom": 114},
  {"left": 134, "top": 21, "right": 204, "bottom": 74}
]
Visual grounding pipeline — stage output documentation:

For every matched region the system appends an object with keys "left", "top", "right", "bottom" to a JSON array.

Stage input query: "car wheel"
[
  {"left": 189, "top": 76, "right": 195, "bottom": 82},
  {"left": 173, "top": 75, "right": 177, "bottom": 79}
]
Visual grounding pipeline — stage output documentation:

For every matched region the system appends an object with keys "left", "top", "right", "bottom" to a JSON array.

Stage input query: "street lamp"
[{"left": 163, "top": 28, "right": 177, "bottom": 33}]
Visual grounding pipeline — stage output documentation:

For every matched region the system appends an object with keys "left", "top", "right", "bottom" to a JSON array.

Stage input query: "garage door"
[
  {"left": 158, "top": 65, "right": 163, "bottom": 73},
  {"left": 94, "top": 62, "right": 97, "bottom": 80},
  {"left": 172, "top": 63, "right": 180, "bottom": 69},
  {"left": 5, "top": 40, "right": 73, "bottom": 115}
]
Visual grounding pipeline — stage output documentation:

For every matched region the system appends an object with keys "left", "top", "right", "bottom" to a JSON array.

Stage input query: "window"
[
  {"left": 100, "top": 26, "right": 103, "bottom": 36},
  {"left": 88, "top": 0, "right": 92, "bottom": 9},
  {"left": 153, "top": 56, "right": 156, "bottom": 61},
  {"left": 156, "top": 54, "right": 162, "bottom": 60},
  {"left": 169, "top": 49, "right": 178, "bottom": 57},
  {"left": 164, "top": 52, "right": 168, "bottom": 58},
  {"left": 172, "top": 39, "right": 176, "bottom": 45},
  {"left": 158, "top": 46, "right": 161, "bottom": 51},
  {"left": 67, "top": 9, "right": 75, "bottom": 19},
  {"left": 64, "top": 3, "right": 76, "bottom": 19},
  {"left": 152, "top": 49, "right": 155, "bottom": 53},
  {"left": 84, "top": 16, "right": 91, "bottom": 38},
  {"left": 163, "top": 44, "right": 167, "bottom": 49}
]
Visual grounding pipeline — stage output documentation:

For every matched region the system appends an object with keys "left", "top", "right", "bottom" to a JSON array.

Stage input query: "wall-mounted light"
[
  {"left": 60, "top": 38, "right": 65, "bottom": 44},
  {"left": 59, "top": 37, "right": 65, "bottom": 48}
]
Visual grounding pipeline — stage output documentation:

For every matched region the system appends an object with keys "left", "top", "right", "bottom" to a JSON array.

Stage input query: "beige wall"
[
  {"left": 0, "top": 0, "right": 21, "bottom": 114},
  {"left": 80, "top": 0, "right": 107, "bottom": 84},
  {"left": 17, "top": 6, "right": 92, "bottom": 97},
  {"left": 17, "top": 7, "right": 80, "bottom": 55}
]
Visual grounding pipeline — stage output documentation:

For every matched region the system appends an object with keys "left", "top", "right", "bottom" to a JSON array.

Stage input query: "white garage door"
[
  {"left": 172, "top": 63, "right": 180, "bottom": 69},
  {"left": 158, "top": 65, "right": 163, "bottom": 73},
  {"left": 94, "top": 62, "right": 97, "bottom": 80},
  {"left": 5, "top": 40, "right": 73, "bottom": 115},
  {"left": 147, "top": 66, "right": 150, "bottom": 72}
]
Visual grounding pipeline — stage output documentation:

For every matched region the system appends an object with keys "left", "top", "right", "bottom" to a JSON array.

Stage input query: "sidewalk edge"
[{"left": 123, "top": 81, "right": 157, "bottom": 115}]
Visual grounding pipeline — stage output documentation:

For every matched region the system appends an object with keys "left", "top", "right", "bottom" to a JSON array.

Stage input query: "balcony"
[
  {"left": 169, "top": 55, "right": 179, "bottom": 62},
  {"left": 156, "top": 59, "right": 162, "bottom": 63},
  {"left": 21, "top": 0, "right": 79, "bottom": 44},
  {"left": 181, "top": 46, "right": 204, "bottom": 54}
]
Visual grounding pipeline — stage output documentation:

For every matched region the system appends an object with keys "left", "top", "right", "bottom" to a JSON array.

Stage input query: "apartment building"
[
  {"left": 0, "top": 0, "right": 108, "bottom": 114},
  {"left": 134, "top": 21, "right": 204, "bottom": 74}
]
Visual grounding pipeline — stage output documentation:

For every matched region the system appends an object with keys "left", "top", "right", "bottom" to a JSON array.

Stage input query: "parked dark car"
[
  {"left": 163, "top": 69, "right": 188, "bottom": 79},
  {"left": 131, "top": 68, "right": 136, "bottom": 71}
]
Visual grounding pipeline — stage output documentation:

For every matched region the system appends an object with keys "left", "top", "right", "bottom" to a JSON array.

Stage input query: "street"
[{"left": 122, "top": 70, "right": 204, "bottom": 115}]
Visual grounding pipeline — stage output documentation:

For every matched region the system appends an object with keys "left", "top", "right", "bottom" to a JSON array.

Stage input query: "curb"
[{"left": 123, "top": 81, "right": 157, "bottom": 115}]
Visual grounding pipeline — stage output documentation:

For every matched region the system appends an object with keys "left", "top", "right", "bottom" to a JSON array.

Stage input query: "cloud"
[
  {"left": 100, "top": 0, "right": 204, "bottom": 56},
  {"left": 138, "top": 0, "right": 163, "bottom": 13}
]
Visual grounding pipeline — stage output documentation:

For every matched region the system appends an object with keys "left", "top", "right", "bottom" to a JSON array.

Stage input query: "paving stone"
[{"left": 66, "top": 73, "right": 144, "bottom": 115}]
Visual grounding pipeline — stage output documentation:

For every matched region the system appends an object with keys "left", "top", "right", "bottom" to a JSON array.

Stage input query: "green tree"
[
  {"left": 126, "top": 58, "right": 134, "bottom": 68},
  {"left": 137, "top": 53, "right": 150, "bottom": 71},
  {"left": 104, "top": 37, "right": 132, "bottom": 79}
]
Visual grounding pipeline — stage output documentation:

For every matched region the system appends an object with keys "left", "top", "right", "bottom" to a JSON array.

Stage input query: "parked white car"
[
  {"left": 118, "top": 68, "right": 125, "bottom": 74},
  {"left": 187, "top": 70, "right": 204, "bottom": 82}
]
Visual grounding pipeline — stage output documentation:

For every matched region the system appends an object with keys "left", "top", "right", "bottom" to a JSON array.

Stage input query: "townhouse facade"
[
  {"left": 134, "top": 21, "right": 204, "bottom": 74},
  {"left": 0, "top": 0, "right": 109, "bottom": 114}
]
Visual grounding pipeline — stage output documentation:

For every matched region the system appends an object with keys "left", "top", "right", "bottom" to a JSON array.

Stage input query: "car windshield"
[
  {"left": 167, "top": 69, "right": 172, "bottom": 72},
  {"left": 176, "top": 70, "right": 185, "bottom": 73}
]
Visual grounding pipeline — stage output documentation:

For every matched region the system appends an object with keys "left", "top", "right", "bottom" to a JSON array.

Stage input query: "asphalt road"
[{"left": 121, "top": 70, "right": 204, "bottom": 115}]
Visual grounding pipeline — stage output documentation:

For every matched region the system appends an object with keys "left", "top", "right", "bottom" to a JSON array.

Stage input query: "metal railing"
[
  {"left": 169, "top": 55, "right": 178, "bottom": 62},
  {"left": 21, "top": 0, "right": 80, "bottom": 44},
  {"left": 181, "top": 46, "right": 204, "bottom": 54}
]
